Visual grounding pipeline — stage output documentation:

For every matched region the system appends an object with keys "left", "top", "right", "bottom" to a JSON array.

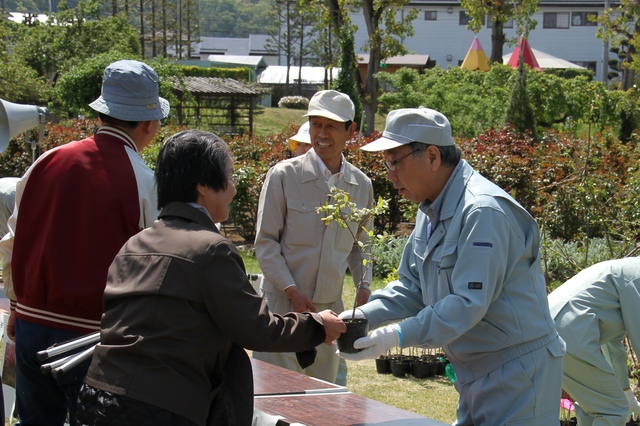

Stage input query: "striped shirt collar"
[{"left": 96, "top": 125, "right": 138, "bottom": 152}]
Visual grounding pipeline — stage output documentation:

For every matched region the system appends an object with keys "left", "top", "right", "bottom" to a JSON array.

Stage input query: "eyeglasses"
[
  {"left": 383, "top": 148, "right": 420, "bottom": 171},
  {"left": 229, "top": 174, "right": 239, "bottom": 186}
]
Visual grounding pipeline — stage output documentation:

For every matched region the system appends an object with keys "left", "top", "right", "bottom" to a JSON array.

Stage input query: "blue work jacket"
[{"left": 361, "top": 160, "right": 560, "bottom": 383}]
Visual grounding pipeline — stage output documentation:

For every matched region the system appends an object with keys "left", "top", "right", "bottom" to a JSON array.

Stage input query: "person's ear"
[
  {"left": 426, "top": 146, "right": 441, "bottom": 169},
  {"left": 347, "top": 121, "right": 357, "bottom": 138},
  {"left": 142, "top": 120, "right": 154, "bottom": 135},
  {"left": 195, "top": 184, "right": 207, "bottom": 198}
]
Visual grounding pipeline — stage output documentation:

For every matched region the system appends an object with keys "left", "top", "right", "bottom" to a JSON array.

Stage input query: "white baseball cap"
[
  {"left": 304, "top": 90, "right": 355, "bottom": 122},
  {"left": 361, "top": 107, "right": 454, "bottom": 152},
  {"left": 289, "top": 121, "right": 311, "bottom": 151}
]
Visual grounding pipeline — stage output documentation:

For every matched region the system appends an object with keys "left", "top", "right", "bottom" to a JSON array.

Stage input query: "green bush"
[
  {"left": 278, "top": 96, "right": 309, "bottom": 110},
  {"left": 377, "top": 65, "right": 621, "bottom": 138},
  {"left": 371, "top": 233, "right": 409, "bottom": 280},
  {"left": 461, "top": 127, "right": 640, "bottom": 242},
  {"left": 179, "top": 65, "right": 253, "bottom": 81}
]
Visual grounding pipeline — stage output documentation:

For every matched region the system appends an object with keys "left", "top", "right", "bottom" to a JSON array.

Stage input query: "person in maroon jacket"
[{"left": 0, "top": 59, "right": 169, "bottom": 425}]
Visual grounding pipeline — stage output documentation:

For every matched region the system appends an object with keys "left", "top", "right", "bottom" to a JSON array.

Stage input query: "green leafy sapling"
[{"left": 316, "top": 186, "right": 389, "bottom": 320}]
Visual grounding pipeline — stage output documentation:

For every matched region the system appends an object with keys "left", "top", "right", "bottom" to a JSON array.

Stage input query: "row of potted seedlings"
[{"left": 375, "top": 348, "right": 451, "bottom": 379}]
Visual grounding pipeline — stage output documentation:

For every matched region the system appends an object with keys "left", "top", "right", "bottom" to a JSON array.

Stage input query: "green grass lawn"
[
  {"left": 253, "top": 106, "right": 308, "bottom": 137},
  {"left": 253, "top": 106, "right": 388, "bottom": 138},
  {"left": 240, "top": 250, "right": 459, "bottom": 424}
]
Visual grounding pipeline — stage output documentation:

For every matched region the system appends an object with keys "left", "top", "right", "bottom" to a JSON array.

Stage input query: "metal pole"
[{"left": 36, "top": 331, "right": 100, "bottom": 361}]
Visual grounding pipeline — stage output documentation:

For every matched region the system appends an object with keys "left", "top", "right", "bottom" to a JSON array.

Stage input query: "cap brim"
[
  {"left": 303, "top": 111, "right": 349, "bottom": 122},
  {"left": 89, "top": 97, "right": 170, "bottom": 121},
  {"left": 290, "top": 136, "right": 311, "bottom": 144},
  {"left": 360, "top": 137, "right": 409, "bottom": 152}
]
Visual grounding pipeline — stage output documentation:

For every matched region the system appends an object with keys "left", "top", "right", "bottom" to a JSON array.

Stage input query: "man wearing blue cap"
[
  {"left": 0, "top": 59, "right": 169, "bottom": 425},
  {"left": 338, "top": 107, "right": 565, "bottom": 425}
]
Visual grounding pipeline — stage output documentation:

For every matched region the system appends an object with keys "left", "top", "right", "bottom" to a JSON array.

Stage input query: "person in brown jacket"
[{"left": 75, "top": 129, "right": 345, "bottom": 426}]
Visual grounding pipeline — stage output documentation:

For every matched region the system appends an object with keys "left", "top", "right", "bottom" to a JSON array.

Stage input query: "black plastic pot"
[
  {"left": 375, "top": 356, "right": 391, "bottom": 374},
  {"left": 411, "top": 359, "right": 436, "bottom": 379},
  {"left": 337, "top": 318, "right": 369, "bottom": 354},
  {"left": 390, "top": 358, "right": 410, "bottom": 378}
]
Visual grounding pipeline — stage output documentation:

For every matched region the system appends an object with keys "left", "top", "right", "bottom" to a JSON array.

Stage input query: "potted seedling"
[{"left": 316, "top": 186, "right": 388, "bottom": 353}]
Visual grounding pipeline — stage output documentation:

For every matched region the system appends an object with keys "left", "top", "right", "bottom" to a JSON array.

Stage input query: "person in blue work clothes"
[
  {"left": 338, "top": 107, "right": 566, "bottom": 425},
  {"left": 548, "top": 257, "right": 640, "bottom": 425}
]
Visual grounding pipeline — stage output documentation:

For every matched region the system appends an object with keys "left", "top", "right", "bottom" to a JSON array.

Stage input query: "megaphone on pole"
[{"left": 0, "top": 98, "right": 49, "bottom": 160}]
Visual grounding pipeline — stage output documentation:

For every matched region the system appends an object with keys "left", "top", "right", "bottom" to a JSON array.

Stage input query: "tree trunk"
[
  {"left": 362, "top": 0, "right": 379, "bottom": 135},
  {"left": 621, "top": 20, "right": 639, "bottom": 91},
  {"left": 139, "top": 0, "right": 145, "bottom": 59},
  {"left": 490, "top": 22, "right": 505, "bottom": 64}
]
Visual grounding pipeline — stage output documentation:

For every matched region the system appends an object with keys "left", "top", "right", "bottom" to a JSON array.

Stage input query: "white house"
[{"left": 350, "top": 0, "right": 614, "bottom": 82}]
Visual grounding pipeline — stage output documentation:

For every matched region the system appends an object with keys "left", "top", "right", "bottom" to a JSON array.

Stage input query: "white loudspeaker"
[{"left": 0, "top": 98, "right": 48, "bottom": 153}]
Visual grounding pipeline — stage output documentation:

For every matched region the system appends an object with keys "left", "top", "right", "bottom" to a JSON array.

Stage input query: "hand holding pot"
[
  {"left": 338, "top": 308, "right": 366, "bottom": 322},
  {"left": 318, "top": 310, "right": 346, "bottom": 345},
  {"left": 338, "top": 324, "right": 401, "bottom": 361}
]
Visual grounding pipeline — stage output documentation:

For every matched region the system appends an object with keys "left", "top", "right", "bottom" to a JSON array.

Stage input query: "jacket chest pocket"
[
  {"left": 425, "top": 241, "right": 458, "bottom": 304},
  {"left": 285, "top": 198, "right": 322, "bottom": 247}
]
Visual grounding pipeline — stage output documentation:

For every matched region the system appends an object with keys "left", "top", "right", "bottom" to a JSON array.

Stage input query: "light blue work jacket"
[
  {"left": 549, "top": 257, "right": 640, "bottom": 389},
  {"left": 361, "top": 160, "right": 560, "bottom": 383}
]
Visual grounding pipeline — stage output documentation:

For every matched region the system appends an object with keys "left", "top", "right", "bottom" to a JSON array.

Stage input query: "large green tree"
[
  {"left": 198, "top": 0, "right": 276, "bottom": 37},
  {"left": 596, "top": 0, "right": 640, "bottom": 90},
  {"left": 267, "top": 0, "right": 322, "bottom": 96},
  {"left": 333, "top": 22, "right": 362, "bottom": 128},
  {"left": 327, "top": 0, "right": 418, "bottom": 135},
  {"left": 307, "top": 2, "right": 341, "bottom": 89},
  {"left": 0, "top": 21, "right": 51, "bottom": 104},
  {"left": 10, "top": 0, "right": 140, "bottom": 85}
]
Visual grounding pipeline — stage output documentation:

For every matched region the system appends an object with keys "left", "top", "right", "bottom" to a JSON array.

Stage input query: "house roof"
[
  {"left": 205, "top": 55, "right": 268, "bottom": 68},
  {"left": 176, "top": 77, "right": 263, "bottom": 96},
  {"left": 356, "top": 54, "right": 431, "bottom": 66},
  {"left": 257, "top": 66, "right": 341, "bottom": 85},
  {"left": 195, "top": 35, "right": 276, "bottom": 56}
]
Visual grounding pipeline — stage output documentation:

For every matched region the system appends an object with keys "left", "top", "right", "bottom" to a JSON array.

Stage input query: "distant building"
[
  {"left": 356, "top": 53, "right": 435, "bottom": 81},
  {"left": 178, "top": 35, "right": 279, "bottom": 66},
  {"left": 7, "top": 12, "right": 48, "bottom": 24},
  {"left": 350, "top": 0, "right": 616, "bottom": 82},
  {"left": 257, "top": 66, "right": 340, "bottom": 106}
]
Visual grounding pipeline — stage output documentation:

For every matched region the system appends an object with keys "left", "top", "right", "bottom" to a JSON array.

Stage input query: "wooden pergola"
[{"left": 173, "top": 77, "right": 264, "bottom": 136}]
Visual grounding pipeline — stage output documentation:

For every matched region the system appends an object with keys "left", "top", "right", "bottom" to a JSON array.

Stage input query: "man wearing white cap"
[
  {"left": 338, "top": 107, "right": 565, "bottom": 425},
  {"left": 253, "top": 90, "right": 374, "bottom": 383},
  {"left": 289, "top": 121, "right": 312, "bottom": 156},
  {"left": 0, "top": 59, "right": 168, "bottom": 425}
]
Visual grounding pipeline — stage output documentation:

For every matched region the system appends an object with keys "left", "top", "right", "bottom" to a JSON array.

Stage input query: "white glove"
[
  {"left": 337, "top": 324, "right": 400, "bottom": 361},
  {"left": 338, "top": 308, "right": 366, "bottom": 322},
  {"left": 625, "top": 388, "right": 640, "bottom": 422}
]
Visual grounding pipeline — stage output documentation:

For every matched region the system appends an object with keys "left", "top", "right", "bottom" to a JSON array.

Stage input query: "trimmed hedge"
[{"left": 179, "top": 65, "right": 254, "bottom": 81}]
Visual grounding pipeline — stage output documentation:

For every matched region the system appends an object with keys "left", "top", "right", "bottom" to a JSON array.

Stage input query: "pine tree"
[
  {"left": 505, "top": 62, "right": 536, "bottom": 139},
  {"left": 333, "top": 23, "right": 363, "bottom": 131}
]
